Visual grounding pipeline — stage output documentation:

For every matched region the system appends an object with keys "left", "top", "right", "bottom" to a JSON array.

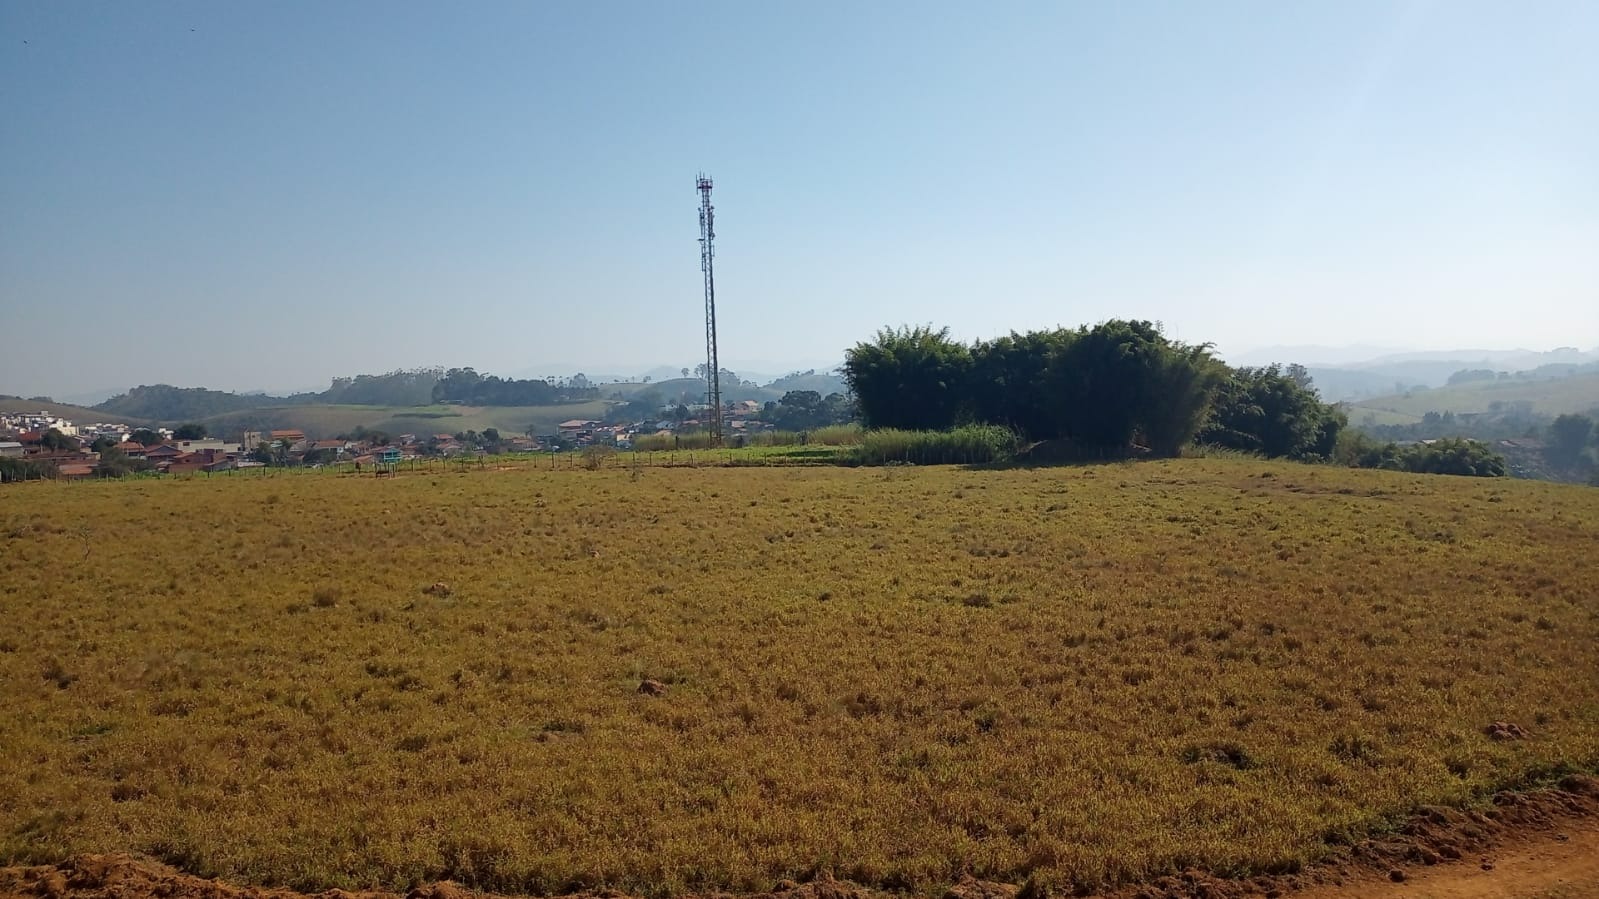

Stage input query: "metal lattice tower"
[{"left": 697, "top": 175, "right": 723, "bottom": 445}]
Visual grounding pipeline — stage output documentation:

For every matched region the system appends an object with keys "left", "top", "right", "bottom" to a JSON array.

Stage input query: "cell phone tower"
[{"left": 697, "top": 174, "right": 723, "bottom": 445}]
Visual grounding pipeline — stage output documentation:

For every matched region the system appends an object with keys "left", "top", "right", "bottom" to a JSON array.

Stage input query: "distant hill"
[
  {"left": 94, "top": 385, "right": 294, "bottom": 420},
  {"left": 0, "top": 396, "right": 152, "bottom": 426},
  {"left": 1282, "top": 348, "right": 1599, "bottom": 402},
  {"left": 93, "top": 370, "right": 446, "bottom": 421},
  {"left": 1346, "top": 371, "right": 1599, "bottom": 426},
  {"left": 603, "top": 369, "right": 849, "bottom": 407},
  {"left": 764, "top": 369, "right": 848, "bottom": 397}
]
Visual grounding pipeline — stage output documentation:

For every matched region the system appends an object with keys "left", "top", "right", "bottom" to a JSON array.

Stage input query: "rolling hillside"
[
  {"left": 194, "top": 401, "right": 614, "bottom": 440},
  {"left": 1347, "top": 371, "right": 1599, "bottom": 425},
  {"left": 0, "top": 397, "right": 151, "bottom": 427}
]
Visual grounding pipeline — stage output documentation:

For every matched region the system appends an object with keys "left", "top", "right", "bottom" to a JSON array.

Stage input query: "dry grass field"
[{"left": 1, "top": 460, "right": 1596, "bottom": 896}]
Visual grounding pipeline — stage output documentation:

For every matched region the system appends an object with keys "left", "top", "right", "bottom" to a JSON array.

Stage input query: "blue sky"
[{"left": 2, "top": 1, "right": 1596, "bottom": 397}]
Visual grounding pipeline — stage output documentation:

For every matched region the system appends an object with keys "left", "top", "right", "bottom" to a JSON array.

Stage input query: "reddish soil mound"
[{"left": 3, "top": 776, "right": 1595, "bottom": 899}]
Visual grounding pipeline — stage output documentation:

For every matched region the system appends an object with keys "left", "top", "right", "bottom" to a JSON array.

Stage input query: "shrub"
[
  {"left": 1399, "top": 438, "right": 1506, "bottom": 477},
  {"left": 1332, "top": 431, "right": 1404, "bottom": 470},
  {"left": 854, "top": 425, "right": 1019, "bottom": 466},
  {"left": 580, "top": 446, "right": 616, "bottom": 470}
]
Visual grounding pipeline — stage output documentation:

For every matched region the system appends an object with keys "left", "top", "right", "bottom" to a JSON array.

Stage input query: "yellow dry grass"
[{"left": 1, "top": 460, "right": 1596, "bottom": 896}]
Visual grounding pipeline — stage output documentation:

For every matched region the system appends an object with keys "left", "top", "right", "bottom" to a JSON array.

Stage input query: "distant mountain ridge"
[{"left": 1230, "top": 347, "right": 1599, "bottom": 402}]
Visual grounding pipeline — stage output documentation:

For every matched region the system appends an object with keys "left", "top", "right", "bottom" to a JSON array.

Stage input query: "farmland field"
[
  {"left": 1, "top": 460, "right": 1596, "bottom": 896},
  {"left": 195, "top": 401, "right": 615, "bottom": 440}
]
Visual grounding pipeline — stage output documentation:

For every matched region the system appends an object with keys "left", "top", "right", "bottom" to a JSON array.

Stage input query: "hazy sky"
[{"left": 3, "top": 1, "right": 1597, "bottom": 398}]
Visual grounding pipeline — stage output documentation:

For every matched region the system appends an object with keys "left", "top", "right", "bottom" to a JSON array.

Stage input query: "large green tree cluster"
[
  {"left": 844, "top": 321, "right": 1228, "bottom": 456},
  {"left": 1198, "top": 364, "right": 1344, "bottom": 461}
]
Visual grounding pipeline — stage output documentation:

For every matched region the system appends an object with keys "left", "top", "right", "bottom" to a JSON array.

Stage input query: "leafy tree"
[
  {"left": 614, "top": 388, "right": 665, "bottom": 423},
  {"left": 0, "top": 457, "right": 57, "bottom": 482},
  {"left": 969, "top": 330, "right": 1071, "bottom": 439},
  {"left": 321, "top": 368, "right": 442, "bottom": 405},
  {"left": 822, "top": 392, "right": 857, "bottom": 425},
  {"left": 772, "top": 390, "right": 823, "bottom": 429},
  {"left": 844, "top": 325, "right": 973, "bottom": 430},
  {"left": 129, "top": 429, "right": 163, "bottom": 447},
  {"left": 249, "top": 442, "right": 274, "bottom": 464},
  {"left": 39, "top": 428, "right": 79, "bottom": 451},
  {"left": 1200, "top": 365, "right": 1343, "bottom": 460},
  {"left": 431, "top": 367, "right": 597, "bottom": 406},
  {"left": 1136, "top": 340, "right": 1228, "bottom": 457},
  {"left": 1447, "top": 369, "right": 1498, "bottom": 385},
  {"left": 173, "top": 423, "right": 208, "bottom": 440},
  {"left": 1402, "top": 438, "right": 1506, "bottom": 477},
  {"left": 89, "top": 436, "right": 117, "bottom": 452},
  {"left": 1547, "top": 414, "right": 1594, "bottom": 467},
  {"left": 96, "top": 445, "right": 151, "bottom": 478},
  {"left": 1046, "top": 320, "right": 1194, "bottom": 450},
  {"left": 1333, "top": 430, "right": 1404, "bottom": 470}
]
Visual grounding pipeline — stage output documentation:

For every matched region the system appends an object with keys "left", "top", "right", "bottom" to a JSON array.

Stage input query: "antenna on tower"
[{"left": 697, "top": 174, "right": 723, "bottom": 445}]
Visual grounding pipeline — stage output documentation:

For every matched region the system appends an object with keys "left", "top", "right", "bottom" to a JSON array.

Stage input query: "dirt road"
[{"left": 1294, "top": 816, "right": 1599, "bottom": 899}]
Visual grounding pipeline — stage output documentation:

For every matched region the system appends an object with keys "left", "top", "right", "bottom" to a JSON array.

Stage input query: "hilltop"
[{"left": 0, "top": 396, "right": 151, "bottom": 427}]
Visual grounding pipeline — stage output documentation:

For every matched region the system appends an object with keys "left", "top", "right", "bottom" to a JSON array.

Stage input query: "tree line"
[
  {"left": 430, "top": 368, "right": 600, "bottom": 406},
  {"left": 90, "top": 367, "right": 602, "bottom": 421},
  {"left": 843, "top": 321, "right": 1508, "bottom": 475}
]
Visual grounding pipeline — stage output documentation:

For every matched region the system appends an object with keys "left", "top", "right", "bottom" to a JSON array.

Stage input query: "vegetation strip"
[{"left": 3, "top": 775, "right": 1596, "bottom": 899}]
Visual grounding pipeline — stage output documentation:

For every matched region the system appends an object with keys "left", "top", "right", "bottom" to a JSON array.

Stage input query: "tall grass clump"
[
  {"left": 809, "top": 423, "right": 864, "bottom": 445},
  {"left": 631, "top": 431, "right": 715, "bottom": 451},
  {"left": 631, "top": 433, "right": 674, "bottom": 452},
  {"left": 854, "top": 425, "right": 1019, "bottom": 466},
  {"left": 1181, "top": 443, "right": 1263, "bottom": 461},
  {"left": 672, "top": 431, "right": 715, "bottom": 450},
  {"left": 747, "top": 430, "right": 802, "bottom": 447},
  {"left": 747, "top": 425, "right": 862, "bottom": 448}
]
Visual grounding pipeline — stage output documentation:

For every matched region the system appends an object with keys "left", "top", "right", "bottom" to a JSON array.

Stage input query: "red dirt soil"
[{"left": 4, "top": 776, "right": 1596, "bottom": 899}]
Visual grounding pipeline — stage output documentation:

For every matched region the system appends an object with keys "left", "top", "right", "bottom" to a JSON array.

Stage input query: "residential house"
[
  {"left": 558, "top": 419, "right": 600, "bottom": 440},
  {"left": 244, "top": 429, "right": 307, "bottom": 449},
  {"left": 0, "top": 442, "right": 23, "bottom": 458},
  {"left": 172, "top": 438, "right": 240, "bottom": 453},
  {"left": 143, "top": 444, "right": 185, "bottom": 464}
]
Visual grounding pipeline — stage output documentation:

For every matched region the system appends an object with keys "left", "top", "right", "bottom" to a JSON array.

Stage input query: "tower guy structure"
[{"left": 697, "top": 175, "right": 723, "bottom": 444}]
